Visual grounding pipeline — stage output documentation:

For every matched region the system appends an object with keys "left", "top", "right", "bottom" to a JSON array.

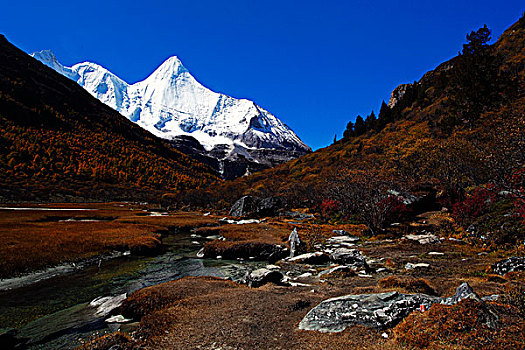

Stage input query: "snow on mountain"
[
  {"left": 31, "top": 50, "right": 80, "bottom": 81},
  {"left": 31, "top": 50, "right": 310, "bottom": 156}
]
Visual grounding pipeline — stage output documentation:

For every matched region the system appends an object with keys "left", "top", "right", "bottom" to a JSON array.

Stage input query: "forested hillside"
[{"left": 185, "top": 16, "right": 524, "bottom": 246}]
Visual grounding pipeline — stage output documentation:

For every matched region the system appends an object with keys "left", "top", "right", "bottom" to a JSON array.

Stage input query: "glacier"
[{"left": 31, "top": 50, "right": 310, "bottom": 166}]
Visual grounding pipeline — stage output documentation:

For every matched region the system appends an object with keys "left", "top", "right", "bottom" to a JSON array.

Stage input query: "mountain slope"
[
  {"left": 31, "top": 51, "right": 311, "bottom": 178},
  {"left": 0, "top": 35, "right": 219, "bottom": 202},
  {"left": 193, "top": 16, "right": 524, "bottom": 210}
]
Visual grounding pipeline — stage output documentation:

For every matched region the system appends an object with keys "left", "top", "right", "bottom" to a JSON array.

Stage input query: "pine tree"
[
  {"left": 365, "top": 111, "right": 377, "bottom": 131},
  {"left": 354, "top": 115, "right": 366, "bottom": 136},
  {"left": 462, "top": 24, "right": 491, "bottom": 56},
  {"left": 343, "top": 121, "right": 355, "bottom": 139},
  {"left": 378, "top": 101, "right": 392, "bottom": 129}
]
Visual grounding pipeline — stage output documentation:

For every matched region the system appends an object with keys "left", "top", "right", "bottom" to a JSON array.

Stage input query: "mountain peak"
[{"left": 149, "top": 55, "right": 188, "bottom": 79}]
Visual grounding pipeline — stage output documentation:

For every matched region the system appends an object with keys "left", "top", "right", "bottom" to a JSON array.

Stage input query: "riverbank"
[{"left": 0, "top": 203, "right": 218, "bottom": 279}]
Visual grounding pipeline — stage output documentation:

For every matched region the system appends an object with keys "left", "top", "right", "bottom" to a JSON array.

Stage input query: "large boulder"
[
  {"left": 329, "top": 248, "right": 369, "bottom": 270},
  {"left": 391, "top": 185, "right": 438, "bottom": 213},
  {"left": 299, "top": 282, "right": 485, "bottom": 333},
  {"left": 229, "top": 196, "right": 282, "bottom": 218},
  {"left": 243, "top": 268, "right": 284, "bottom": 288},
  {"left": 299, "top": 291, "right": 440, "bottom": 331},
  {"left": 492, "top": 256, "right": 525, "bottom": 275}
]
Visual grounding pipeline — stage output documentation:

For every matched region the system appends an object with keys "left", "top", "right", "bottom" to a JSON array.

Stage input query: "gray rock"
[
  {"left": 90, "top": 294, "right": 127, "bottom": 317},
  {"left": 482, "top": 294, "right": 500, "bottom": 302},
  {"left": 105, "top": 315, "right": 132, "bottom": 323},
  {"left": 299, "top": 291, "right": 440, "bottom": 331},
  {"left": 492, "top": 256, "right": 525, "bottom": 275},
  {"left": 289, "top": 252, "right": 329, "bottom": 264},
  {"left": 404, "top": 234, "right": 441, "bottom": 245},
  {"left": 388, "top": 83, "right": 412, "bottom": 108},
  {"left": 333, "top": 229, "right": 349, "bottom": 236},
  {"left": 441, "top": 282, "right": 481, "bottom": 305},
  {"left": 405, "top": 262, "right": 430, "bottom": 270},
  {"left": 329, "top": 248, "right": 369, "bottom": 270},
  {"left": 299, "top": 282, "right": 490, "bottom": 333},
  {"left": 229, "top": 195, "right": 281, "bottom": 218},
  {"left": 244, "top": 268, "right": 284, "bottom": 288},
  {"left": 316, "top": 265, "right": 352, "bottom": 278},
  {"left": 282, "top": 211, "right": 315, "bottom": 220}
]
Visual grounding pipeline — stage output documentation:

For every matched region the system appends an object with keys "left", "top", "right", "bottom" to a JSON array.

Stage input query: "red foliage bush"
[
  {"left": 452, "top": 186, "right": 498, "bottom": 226},
  {"left": 320, "top": 198, "right": 341, "bottom": 218},
  {"left": 377, "top": 196, "right": 412, "bottom": 224}
]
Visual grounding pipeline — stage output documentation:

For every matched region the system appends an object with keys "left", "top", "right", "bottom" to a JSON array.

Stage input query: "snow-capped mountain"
[{"left": 31, "top": 50, "right": 310, "bottom": 178}]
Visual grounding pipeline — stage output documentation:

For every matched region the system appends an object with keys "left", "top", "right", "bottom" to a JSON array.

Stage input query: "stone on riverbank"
[
  {"left": 243, "top": 268, "right": 284, "bottom": 288},
  {"left": 229, "top": 196, "right": 282, "bottom": 218}
]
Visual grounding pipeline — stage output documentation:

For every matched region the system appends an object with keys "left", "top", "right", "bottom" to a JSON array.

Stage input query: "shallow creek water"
[{"left": 0, "top": 229, "right": 262, "bottom": 349}]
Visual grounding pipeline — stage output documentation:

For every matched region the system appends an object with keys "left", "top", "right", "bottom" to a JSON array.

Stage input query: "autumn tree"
[{"left": 326, "top": 168, "right": 408, "bottom": 235}]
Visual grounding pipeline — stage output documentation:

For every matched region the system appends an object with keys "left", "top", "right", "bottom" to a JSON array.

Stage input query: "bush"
[
  {"left": 452, "top": 186, "right": 498, "bottom": 227},
  {"left": 394, "top": 299, "right": 525, "bottom": 349},
  {"left": 319, "top": 198, "right": 341, "bottom": 220}
]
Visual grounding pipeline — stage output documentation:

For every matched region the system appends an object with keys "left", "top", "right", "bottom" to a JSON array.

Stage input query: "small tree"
[
  {"left": 365, "top": 111, "right": 377, "bottom": 131},
  {"left": 354, "top": 115, "right": 366, "bottom": 136},
  {"left": 343, "top": 121, "right": 354, "bottom": 139},
  {"left": 377, "top": 101, "right": 392, "bottom": 129},
  {"left": 462, "top": 24, "right": 491, "bottom": 56}
]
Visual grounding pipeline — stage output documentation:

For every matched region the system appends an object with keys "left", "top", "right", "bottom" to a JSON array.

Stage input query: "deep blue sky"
[{"left": 1, "top": 1, "right": 523, "bottom": 150}]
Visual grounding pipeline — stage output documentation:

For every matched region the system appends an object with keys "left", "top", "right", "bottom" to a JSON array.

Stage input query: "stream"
[{"left": 0, "top": 229, "right": 262, "bottom": 349}]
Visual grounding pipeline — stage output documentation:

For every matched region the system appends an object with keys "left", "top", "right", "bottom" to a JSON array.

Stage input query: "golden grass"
[
  {"left": 0, "top": 204, "right": 219, "bottom": 278},
  {"left": 378, "top": 275, "right": 437, "bottom": 295}
]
